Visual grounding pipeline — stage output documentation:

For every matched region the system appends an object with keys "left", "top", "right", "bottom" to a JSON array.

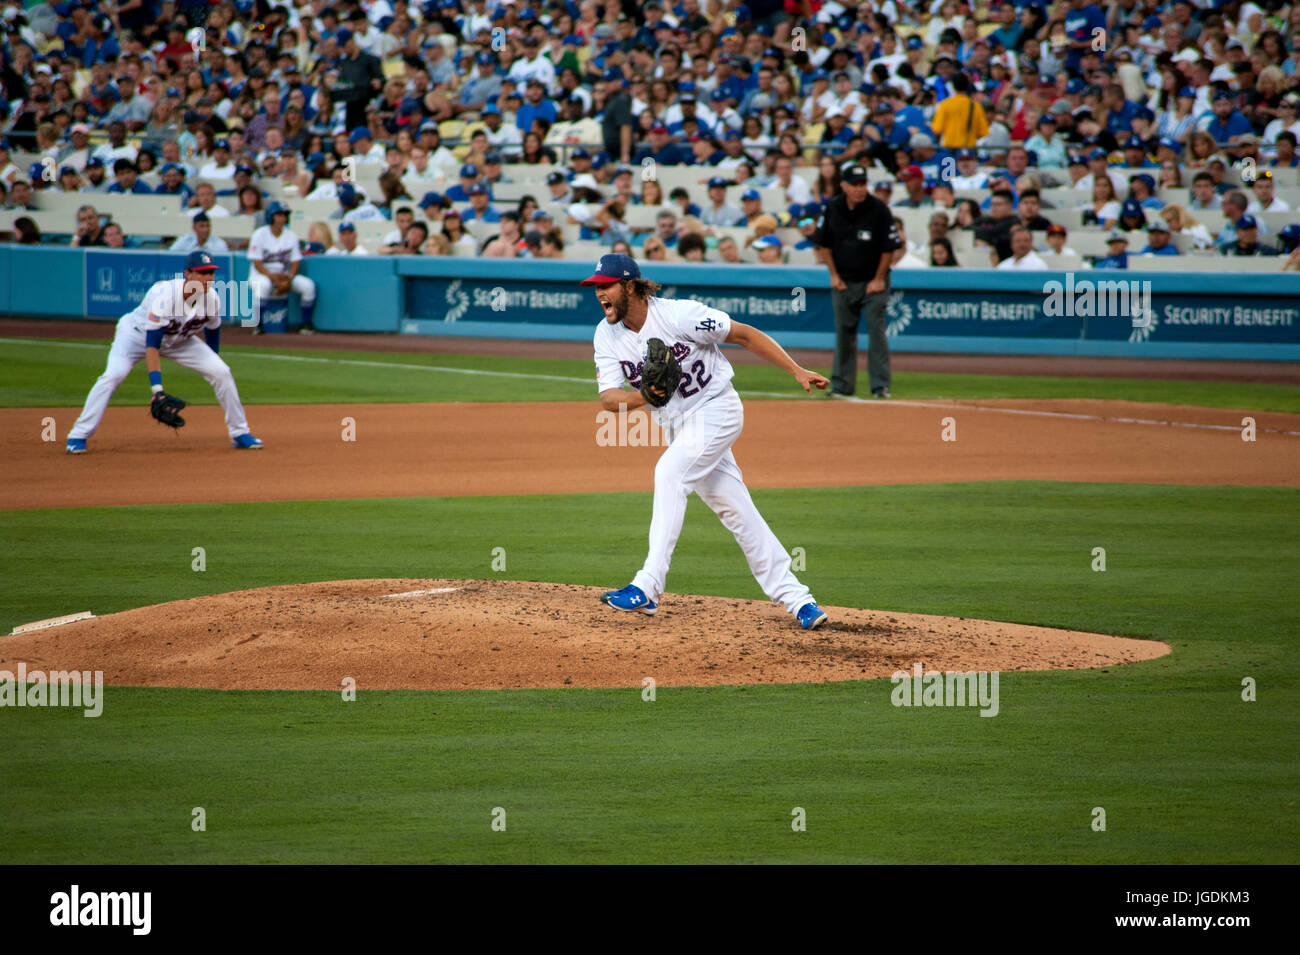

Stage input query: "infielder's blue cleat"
[
  {"left": 797, "top": 602, "right": 828, "bottom": 630},
  {"left": 66, "top": 438, "right": 87, "bottom": 454},
  {"left": 232, "top": 433, "right": 264, "bottom": 449},
  {"left": 601, "top": 584, "right": 657, "bottom": 616}
]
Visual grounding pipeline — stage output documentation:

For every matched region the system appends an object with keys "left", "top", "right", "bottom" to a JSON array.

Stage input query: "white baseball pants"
[
  {"left": 631, "top": 386, "right": 814, "bottom": 614},
  {"left": 68, "top": 316, "right": 252, "bottom": 441},
  {"left": 248, "top": 273, "right": 316, "bottom": 307}
]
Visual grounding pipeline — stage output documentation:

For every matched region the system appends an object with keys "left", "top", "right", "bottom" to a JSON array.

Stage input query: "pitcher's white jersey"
[
  {"left": 127, "top": 278, "right": 222, "bottom": 348},
  {"left": 593, "top": 296, "right": 736, "bottom": 423},
  {"left": 248, "top": 225, "right": 302, "bottom": 274}
]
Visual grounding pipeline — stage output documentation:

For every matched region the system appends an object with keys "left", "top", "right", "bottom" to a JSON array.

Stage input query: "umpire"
[{"left": 813, "top": 163, "right": 902, "bottom": 398}]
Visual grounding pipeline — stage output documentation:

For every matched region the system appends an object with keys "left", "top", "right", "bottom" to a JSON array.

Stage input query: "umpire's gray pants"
[{"left": 831, "top": 281, "right": 891, "bottom": 395}]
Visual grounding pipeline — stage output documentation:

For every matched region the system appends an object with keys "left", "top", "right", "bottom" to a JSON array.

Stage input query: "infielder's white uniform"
[
  {"left": 69, "top": 279, "right": 253, "bottom": 441},
  {"left": 247, "top": 224, "right": 317, "bottom": 307},
  {"left": 594, "top": 297, "right": 815, "bottom": 613}
]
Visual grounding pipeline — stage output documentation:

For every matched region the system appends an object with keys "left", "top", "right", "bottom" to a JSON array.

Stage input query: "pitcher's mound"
[{"left": 1, "top": 579, "right": 1169, "bottom": 690}]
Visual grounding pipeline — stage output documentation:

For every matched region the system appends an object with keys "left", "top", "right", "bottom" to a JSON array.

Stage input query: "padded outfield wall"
[{"left": 1, "top": 246, "right": 1296, "bottom": 360}]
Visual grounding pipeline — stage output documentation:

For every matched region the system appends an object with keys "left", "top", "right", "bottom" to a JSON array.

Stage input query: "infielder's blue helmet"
[
  {"left": 267, "top": 200, "right": 290, "bottom": 221},
  {"left": 185, "top": 250, "right": 220, "bottom": 272}
]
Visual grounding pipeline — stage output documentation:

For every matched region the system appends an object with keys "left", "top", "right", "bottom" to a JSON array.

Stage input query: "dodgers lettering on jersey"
[
  {"left": 248, "top": 225, "right": 302, "bottom": 273},
  {"left": 130, "top": 278, "right": 222, "bottom": 344},
  {"left": 593, "top": 296, "right": 735, "bottom": 424}
]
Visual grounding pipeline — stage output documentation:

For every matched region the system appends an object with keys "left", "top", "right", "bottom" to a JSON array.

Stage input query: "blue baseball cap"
[
  {"left": 476, "top": 52, "right": 495, "bottom": 66},
  {"left": 468, "top": 183, "right": 488, "bottom": 195},
  {"left": 579, "top": 253, "right": 641, "bottom": 285},
  {"left": 338, "top": 182, "right": 358, "bottom": 205},
  {"left": 336, "top": 27, "right": 353, "bottom": 45},
  {"left": 1158, "top": 137, "right": 1183, "bottom": 154},
  {"left": 460, "top": 163, "right": 479, "bottom": 178},
  {"left": 1134, "top": 105, "right": 1155, "bottom": 122},
  {"left": 1121, "top": 197, "right": 1143, "bottom": 217},
  {"left": 1066, "top": 78, "right": 1085, "bottom": 94},
  {"left": 1130, "top": 173, "right": 1156, "bottom": 190},
  {"left": 1068, "top": 154, "right": 1087, "bottom": 166},
  {"left": 1088, "top": 147, "right": 1109, "bottom": 161},
  {"left": 185, "top": 250, "right": 221, "bottom": 271},
  {"left": 602, "top": 68, "right": 625, "bottom": 82},
  {"left": 481, "top": 102, "right": 500, "bottom": 115},
  {"left": 571, "top": 148, "right": 590, "bottom": 160},
  {"left": 419, "top": 191, "right": 444, "bottom": 209},
  {"left": 1236, "top": 214, "right": 1259, "bottom": 230},
  {"left": 802, "top": 201, "right": 822, "bottom": 219},
  {"left": 1178, "top": 86, "right": 1196, "bottom": 99},
  {"left": 349, "top": 126, "right": 372, "bottom": 143},
  {"left": 753, "top": 234, "right": 782, "bottom": 249},
  {"left": 1213, "top": 89, "right": 1232, "bottom": 101},
  {"left": 1125, "top": 135, "right": 1145, "bottom": 149},
  {"left": 711, "top": 89, "right": 729, "bottom": 102},
  {"left": 741, "top": 188, "right": 761, "bottom": 201},
  {"left": 707, "top": 176, "right": 728, "bottom": 188},
  {"left": 907, "top": 36, "right": 923, "bottom": 50},
  {"left": 337, "top": 221, "right": 356, "bottom": 233}
]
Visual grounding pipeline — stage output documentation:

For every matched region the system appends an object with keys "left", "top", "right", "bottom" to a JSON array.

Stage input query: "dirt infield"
[
  {"left": 5, "top": 397, "right": 1299, "bottom": 510},
  {"left": 0, "top": 579, "right": 1170, "bottom": 690}
]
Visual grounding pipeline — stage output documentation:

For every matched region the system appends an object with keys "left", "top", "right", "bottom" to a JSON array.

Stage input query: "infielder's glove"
[
  {"left": 639, "top": 337, "right": 682, "bottom": 409},
  {"left": 150, "top": 391, "right": 187, "bottom": 429}
]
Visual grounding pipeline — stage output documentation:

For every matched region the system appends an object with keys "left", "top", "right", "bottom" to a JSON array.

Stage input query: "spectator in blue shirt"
[
  {"left": 1138, "top": 222, "right": 1180, "bottom": 255},
  {"left": 461, "top": 185, "right": 501, "bottom": 223},
  {"left": 445, "top": 164, "right": 486, "bottom": 202},
  {"left": 1103, "top": 85, "right": 1138, "bottom": 137},
  {"left": 515, "top": 78, "right": 558, "bottom": 134},
  {"left": 69, "top": 14, "right": 121, "bottom": 68},
  {"left": 155, "top": 163, "right": 195, "bottom": 205},
  {"left": 1206, "top": 90, "right": 1253, "bottom": 146},
  {"left": 632, "top": 126, "right": 693, "bottom": 166},
  {"left": 1127, "top": 174, "right": 1164, "bottom": 210},
  {"left": 106, "top": 159, "right": 153, "bottom": 195},
  {"left": 1063, "top": 0, "right": 1107, "bottom": 72},
  {"left": 1096, "top": 231, "right": 1130, "bottom": 268},
  {"left": 1119, "top": 135, "right": 1158, "bottom": 169}
]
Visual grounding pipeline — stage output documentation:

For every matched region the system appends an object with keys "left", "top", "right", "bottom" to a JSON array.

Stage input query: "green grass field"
[
  {"left": 4, "top": 336, "right": 1299, "bottom": 412},
  {"left": 1, "top": 339, "right": 1297, "bottom": 864}
]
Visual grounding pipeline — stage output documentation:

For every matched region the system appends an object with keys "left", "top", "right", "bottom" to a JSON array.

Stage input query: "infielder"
[
  {"left": 585, "top": 253, "right": 830, "bottom": 629},
  {"left": 248, "top": 201, "right": 317, "bottom": 334},
  {"left": 65, "top": 250, "right": 264, "bottom": 453}
]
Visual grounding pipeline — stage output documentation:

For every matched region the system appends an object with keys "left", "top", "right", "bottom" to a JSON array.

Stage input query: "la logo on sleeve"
[{"left": 857, "top": 229, "right": 873, "bottom": 241}]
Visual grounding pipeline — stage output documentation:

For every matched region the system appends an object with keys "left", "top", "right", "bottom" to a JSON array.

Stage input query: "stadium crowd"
[{"left": 2, "top": 0, "right": 1300, "bottom": 270}]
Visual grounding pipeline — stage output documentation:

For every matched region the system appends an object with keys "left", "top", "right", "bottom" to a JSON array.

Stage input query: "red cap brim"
[{"left": 579, "top": 275, "right": 621, "bottom": 286}]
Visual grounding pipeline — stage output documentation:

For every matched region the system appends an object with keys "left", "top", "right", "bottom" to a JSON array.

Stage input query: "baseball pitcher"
[
  {"left": 585, "top": 253, "right": 831, "bottom": 630},
  {"left": 66, "top": 250, "right": 264, "bottom": 453}
]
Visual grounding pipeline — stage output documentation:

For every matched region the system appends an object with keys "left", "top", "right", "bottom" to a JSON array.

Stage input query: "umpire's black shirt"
[{"left": 812, "top": 194, "right": 902, "bottom": 282}]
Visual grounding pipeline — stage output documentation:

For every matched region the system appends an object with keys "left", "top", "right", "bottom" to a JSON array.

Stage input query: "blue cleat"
[
  {"left": 601, "top": 584, "right": 657, "bottom": 616},
  {"left": 232, "top": 433, "right": 264, "bottom": 449},
  {"left": 797, "top": 602, "right": 828, "bottom": 630},
  {"left": 66, "top": 438, "right": 87, "bottom": 454}
]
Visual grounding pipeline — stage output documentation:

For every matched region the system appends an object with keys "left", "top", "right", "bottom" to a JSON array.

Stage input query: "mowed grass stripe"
[{"left": 3, "top": 339, "right": 1299, "bottom": 411}]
